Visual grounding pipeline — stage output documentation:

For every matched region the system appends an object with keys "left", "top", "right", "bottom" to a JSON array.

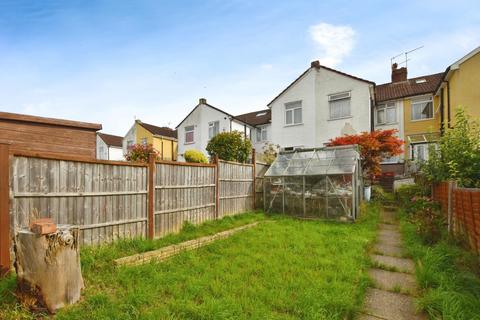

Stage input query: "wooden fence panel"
[
  {"left": 153, "top": 162, "right": 216, "bottom": 238},
  {"left": 218, "top": 160, "right": 254, "bottom": 217},
  {"left": 10, "top": 156, "right": 148, "bottom": 246}
]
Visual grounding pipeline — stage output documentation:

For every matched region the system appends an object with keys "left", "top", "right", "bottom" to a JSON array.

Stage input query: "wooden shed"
[{"left": 0, "top": 111, "right": 102, "bottom": 159}]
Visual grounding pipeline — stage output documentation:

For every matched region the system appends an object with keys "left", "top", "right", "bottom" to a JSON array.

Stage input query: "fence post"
[
  {"left": 0, "top": 143, "right": 10, "bottom": 276},
  {"left": 214, "top": 155, "right": 220, "bottom": 219},
  {"left": 447, "top": 181, "right": 454, "bottom": 235},
  {"left": 252, "top": 149, "right": 256, "bottom": 210},
  {"left": 147, "top": 153, "right": 156, "bottom": 239}
]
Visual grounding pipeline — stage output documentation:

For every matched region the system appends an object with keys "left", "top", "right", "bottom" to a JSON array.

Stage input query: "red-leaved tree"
[{"left": 327, "top": 129, "right": 404, "bottom": 182}]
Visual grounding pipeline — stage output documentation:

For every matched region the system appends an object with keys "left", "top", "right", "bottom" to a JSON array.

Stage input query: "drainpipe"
[
  {"left": 446, "top": 80, "right": 451, "bottom": 128},
  {"left": 440, "top": 88, "right": 445, "bottom": 135}
]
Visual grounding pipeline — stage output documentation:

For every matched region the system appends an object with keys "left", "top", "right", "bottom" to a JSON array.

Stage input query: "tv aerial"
[{"left": 391, "top": 46, "right": 424, "bottom": 69}]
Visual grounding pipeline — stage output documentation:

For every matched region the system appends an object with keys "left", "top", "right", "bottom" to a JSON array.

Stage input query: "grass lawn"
[
  {"left": 1, "top": 206, "right": 379, "bottom": 320},
  {"left": 400, "top": 213, "right": 480, "bottom": 320}
]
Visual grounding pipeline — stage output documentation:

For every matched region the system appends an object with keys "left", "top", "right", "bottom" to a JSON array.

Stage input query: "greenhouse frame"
[{"left": 263, "top": 145, "right": 363, "bottom": 220}]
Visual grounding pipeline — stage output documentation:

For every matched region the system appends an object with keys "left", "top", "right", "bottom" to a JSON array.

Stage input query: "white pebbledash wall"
[{"left": 270, "top": 66, "right": 373, "bottom": 149}]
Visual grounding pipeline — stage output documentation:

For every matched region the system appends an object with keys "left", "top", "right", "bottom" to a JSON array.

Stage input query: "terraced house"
[
  {"left": 435, "top": 46, "right": 480, "bottom": 130},
  {"left": 375, "top": 64, "right": 443, "bottom": 173}
]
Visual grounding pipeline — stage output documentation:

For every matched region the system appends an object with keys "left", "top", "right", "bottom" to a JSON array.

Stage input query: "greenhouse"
[{"left": 263, "top": 145, "right": 363, "bottom": 220}]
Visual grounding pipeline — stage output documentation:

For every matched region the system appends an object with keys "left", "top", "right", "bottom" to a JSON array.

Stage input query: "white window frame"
[
  {"left": 284, "top": 101, "right": 302, "bottom": 126},
  {"left": 208, "top": 121, "right": 219, "bottom": 139},
  {"left": 410, "top": 143, "right": 435, "bottom": 161},
  {"left": 411, "top": 97, "right": 434, "bottom": 121},
  {"left": 141, "top": 137, "right": 147, "bottom": 145},
  {"left": 184, "top": 125, "right": 195, "bottom": 144},
  {"left": 256, "top": 126, "right": 267, "bottom": 142},
  {"left": 376, "top": 102, "right": 397, "bottom": 125},
  {"left": 126, "top": 140, "right": 134, "bottom": 149},
  {"left": 329, "top": 91, "right": 351, "bottom": 120}
]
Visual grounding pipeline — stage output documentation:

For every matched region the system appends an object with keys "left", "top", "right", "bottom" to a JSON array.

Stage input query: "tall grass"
[
  {"left": 400, "top": 213, "right": 480, "bottom": 320},
  {"left": 0, "top": 207, "right": 379, "bottom": 320}
]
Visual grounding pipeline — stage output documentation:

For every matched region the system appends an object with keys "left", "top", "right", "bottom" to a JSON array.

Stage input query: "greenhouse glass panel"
[{"left": 264, "top": 145, "right": 362, "bottom": 220}]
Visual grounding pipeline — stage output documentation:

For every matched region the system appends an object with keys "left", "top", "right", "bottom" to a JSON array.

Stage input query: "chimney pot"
[
  {"left": 199, "top": 98, "right": 207, "bottom": 104},
  {"left": 310, "top": 60, "right": 320, "bottom": 69}
]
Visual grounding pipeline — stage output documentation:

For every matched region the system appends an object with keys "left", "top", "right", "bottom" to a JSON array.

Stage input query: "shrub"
[
  {"left": 125, "top": 143, "right": 158, "bottom": 163},
  {"left": 408, "top": 197, "right": 443, "bottom": 244},
  {"left": 371, "top": 185, "right": 394, "bottom": 204},
  {"left": 395, "top": 184, "right": 429, "bottom": 209},
  {"left": 206, "top": 131, "right": 252, "bottom": 163},
  {"left": 421, "top": 107, "right": 480, "bottom": 188},
  {"left": 184, "top": 149, "right": 208, "bottom": 163},
  {"left": 259, "top": 143, "right": 280, "bottom": 164}
]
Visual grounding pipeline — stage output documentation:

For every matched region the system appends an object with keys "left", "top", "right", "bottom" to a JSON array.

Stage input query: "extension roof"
[
  {"left": 375, "top": 72, "right": 444, "bottom": 102},
  {"left": 235, "top": 109, "right": 271, "bottom": 127}
]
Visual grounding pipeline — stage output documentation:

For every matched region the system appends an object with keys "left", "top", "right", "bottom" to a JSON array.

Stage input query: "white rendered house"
[
  {"left": 268, "top": 60, "right": 375, "bottom": 150},
  {"left": 176, "top": 98, "right": 253, "bottom": 161}
]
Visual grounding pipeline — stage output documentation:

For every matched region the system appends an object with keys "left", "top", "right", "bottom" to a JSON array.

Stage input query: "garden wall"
[
  {"left": 0, "top": 144, "right": 269, "bottom": 274},
  {"left": 432, "top": 181, "right": 480, "bottom": 254}
]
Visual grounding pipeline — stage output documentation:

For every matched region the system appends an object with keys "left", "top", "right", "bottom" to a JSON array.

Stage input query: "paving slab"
[
  {"left": 368, "top": 268, "right": 417, "bottom": 293},
  {"left": 378, "top": 229, "right": 401, "bottom": 238},
  {"left": 363, "top": 288, "right": 426, "bottom": 320},
  {"left": 377, "top": 234, "right": 403, "bottom": 247},
  {"left": 373, "top": 243, "right": 404, "bottom": 257},
  {"left": 378, "top": 223, "right": 399, "bottom": 231},
  {"left": 370, "top": 254, "right": 415, "bottom": 273}
]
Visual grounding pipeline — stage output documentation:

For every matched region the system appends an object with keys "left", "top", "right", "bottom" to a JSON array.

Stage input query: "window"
[
  {"left": 376, "top": 103, "right": 396, "bottom": 125},
  {"left": 208, "top": 121, "right": 219, "bottom": 139},
  {"left": 127, "top": 140, "right": 134, "bottom": 149},
  {"left": 256, "top": 127, "right": 267, "bottom": 142},
  {"left": 329, "top": 91, "right": 351, "bottom": 120},
  {"left": 411, "top": 98, "right": 433, "bottom": 120},
  {"left": 141, "top": 138, "right": 147, "bottom": 145},
  {"left": 185, "top": 125, "right": 194, "bottom": 144},
  {"left": 411, "top": 143, "right": 431, "bottom": 161},
  {"left": 285, "top": 101, "right": 302, "bottom": 125}
]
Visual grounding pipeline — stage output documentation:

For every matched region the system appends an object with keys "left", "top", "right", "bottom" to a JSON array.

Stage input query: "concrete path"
[{"left": 358, "top": 207, "right": 426, "bottom": 320}]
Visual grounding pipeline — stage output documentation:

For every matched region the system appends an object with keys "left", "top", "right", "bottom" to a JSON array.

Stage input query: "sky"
[{"left": 0, "top": 0, "right": 479, "bottom": 135}]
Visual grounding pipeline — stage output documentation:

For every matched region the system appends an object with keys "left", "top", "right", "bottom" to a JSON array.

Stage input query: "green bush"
[
  {"left": 206, "top": 131, "right": 252, "bottom": 163},
  {"left": 184, "top": 149, "right": 208, "bottom": 163}
]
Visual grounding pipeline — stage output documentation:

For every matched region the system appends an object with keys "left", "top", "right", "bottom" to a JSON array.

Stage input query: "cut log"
[{"left": 14, "top": 225, "right": 84, "bottom": 314}]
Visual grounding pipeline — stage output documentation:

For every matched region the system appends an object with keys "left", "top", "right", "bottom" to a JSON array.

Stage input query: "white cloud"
[{"left": 309, "top": 22, "right": 356, "bottom": 67}]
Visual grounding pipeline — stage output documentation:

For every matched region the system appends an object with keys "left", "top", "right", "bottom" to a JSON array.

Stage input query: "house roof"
[
  {"left": 0, "top": 111, "right": 102, "bottom": 131},
  {"left": 435, "top": 46, "right": 480, "bottom": 94},
  {"left": 235, "top": 109, "right": 271, "bottom": 126},
  {"left": 375, "top": 72, "right": 444, "bottom": 103},
  {"left": 98, "top": 133, "right": 123, "bottom": 147},
  {"left": 176, "top": 99, "right": 250, "bottom": 128},
  {"left": 137, "top": 121, "right": 177, "bottom": 139},
  {"left": 267, "top": 62, "right": 375, "bottom": 106}
]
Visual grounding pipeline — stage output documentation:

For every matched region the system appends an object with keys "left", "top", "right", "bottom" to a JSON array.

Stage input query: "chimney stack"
[
  {"left": 199, "top": 98, "right": 207, "bottom": 104},
  {"left": 311, "top": 60, "right": 320, "bottom": 69},
  {"left": 391, "top": 63, "right": 407, "bottom": 82}
]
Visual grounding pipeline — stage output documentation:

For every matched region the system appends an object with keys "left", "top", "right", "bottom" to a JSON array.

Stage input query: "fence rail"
[{"left": 0, "top": 144, "right": 269, "bottom": 274}]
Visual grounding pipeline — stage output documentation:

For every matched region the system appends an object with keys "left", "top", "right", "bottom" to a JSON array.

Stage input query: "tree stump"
[{"left": 14, "top": 225, "right": 84, "bottom": 314}]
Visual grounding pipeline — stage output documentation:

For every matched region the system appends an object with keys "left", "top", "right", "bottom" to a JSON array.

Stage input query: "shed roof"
[
  {"left": 98, "top": 133, "right": 123, "bottom": 147},
  {"left": 375, "top": 73, "right": 444, "bottom": 102},
  {"left": 265, "top": 145, "right": 360, "bottom": 177},
  {"left": 0, "top": 111, "right": 102, "bottom": 131}
]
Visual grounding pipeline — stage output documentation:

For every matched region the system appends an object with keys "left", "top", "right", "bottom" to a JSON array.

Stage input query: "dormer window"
[
  {"left": 415, "top": 79, "right": 427, "bottom": 84},
  {"left": 256, "top": 112, "right": 267, "bottom": 117}
]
